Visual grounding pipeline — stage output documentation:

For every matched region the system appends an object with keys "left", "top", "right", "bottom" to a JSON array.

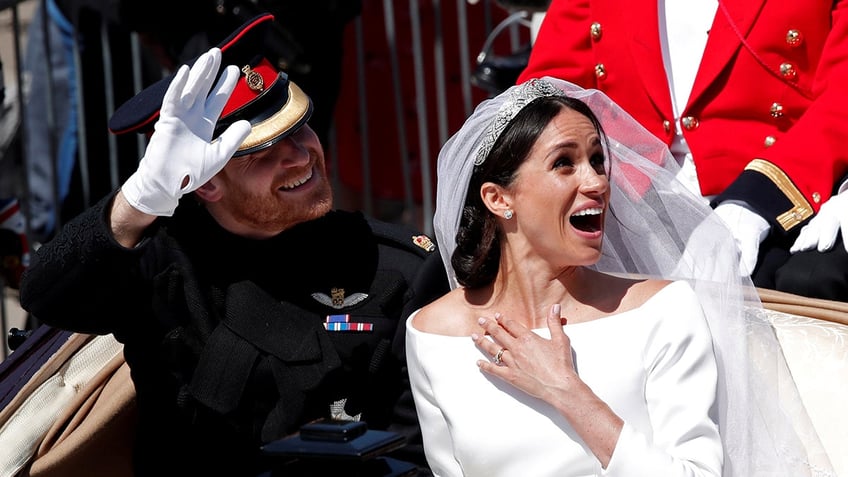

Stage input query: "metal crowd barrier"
[{"left": 1, "top": 0, "right": 31, "bottom": 360}]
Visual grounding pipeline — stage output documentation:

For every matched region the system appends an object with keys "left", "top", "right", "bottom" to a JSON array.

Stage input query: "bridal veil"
[{"left": 432, "top": 77, "right": 835, "bottom": 477}]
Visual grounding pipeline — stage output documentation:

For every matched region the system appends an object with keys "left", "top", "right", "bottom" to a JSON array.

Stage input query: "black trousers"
[{"left": 753, "top": 234, "right": 848, "bottom": 302}]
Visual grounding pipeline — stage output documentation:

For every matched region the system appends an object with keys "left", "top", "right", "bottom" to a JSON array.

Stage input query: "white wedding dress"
[{"left": 406, "top": 281, "right": 723, "bottom": 477}]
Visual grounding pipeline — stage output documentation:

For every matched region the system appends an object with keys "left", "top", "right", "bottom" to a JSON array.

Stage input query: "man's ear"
[
  {"left": 480, "top": 182, "right": 512, "bottom": 217},
  {"left": 194, "top": 178, "right": 223, "bottom": 203}
]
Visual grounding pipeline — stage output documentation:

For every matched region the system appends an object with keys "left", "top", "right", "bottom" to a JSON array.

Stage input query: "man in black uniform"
[{"left": 18, "top": 14, "right": 447, "bottom": 477}]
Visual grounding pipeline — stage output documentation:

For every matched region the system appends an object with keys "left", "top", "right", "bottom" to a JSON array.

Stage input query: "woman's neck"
[{"left": 485, "top": 260, "right": 590, "bottom": 329}]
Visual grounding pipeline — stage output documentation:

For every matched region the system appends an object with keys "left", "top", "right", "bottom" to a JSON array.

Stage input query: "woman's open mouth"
[{"left": 570, "top": 207, "right": 603, "bottom": 233}]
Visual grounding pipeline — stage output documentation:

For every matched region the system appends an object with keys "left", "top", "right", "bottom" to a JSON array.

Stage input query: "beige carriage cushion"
[
  {"left": 0, "top": 334, "right": 125, "bottom": 476},
  {"left": 24, "top": 359, "right": 135, "bottom": 477},
  {"left": 760, "top": 290, "right": 848, "bottom": 477}
]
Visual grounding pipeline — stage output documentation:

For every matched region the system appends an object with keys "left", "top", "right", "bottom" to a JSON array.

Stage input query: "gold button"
[
  {"left": 812, "top": 192, "right": 821, "bottom": 204},
  {"left": 681, "top": 116, "right": 699, "bottom": 131},
  {"left": 793, "top": 211, "right": 803, "bottom": 221},
  {"left": 594, "top": 63, "right": 606, "bottom": 80},
  {"left": 662, "top": 120, "right": 671, "bottom": 133},
  {"left": 779, "top": 62, "right": 797, "bottom": 80},
  {"left": 590, "top": 22, "right": 602, "bottom": 41},
  {"left": 764, "top": 136, "right": 776, "bottom": 147},
  {"left": 786, "top": 29, "right": 803, "bottom": 47},
  {"left": 770, "top": 102, "right": 784, "bottom": 118}
]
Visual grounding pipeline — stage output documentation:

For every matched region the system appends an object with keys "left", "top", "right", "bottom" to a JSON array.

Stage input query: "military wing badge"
[{"left": 311, "top": 287, "right": 369, "bottom": 309}]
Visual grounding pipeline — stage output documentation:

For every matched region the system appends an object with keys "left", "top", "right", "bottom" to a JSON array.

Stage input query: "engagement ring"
[{"left": 493, "top": 348, "right": 505, "bottom": 365}]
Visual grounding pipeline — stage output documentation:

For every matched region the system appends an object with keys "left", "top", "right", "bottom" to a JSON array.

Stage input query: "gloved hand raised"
[
  {"left": 121, "top": 48, "right": 251, "bottom": 216},
  {"left": 791, "top": 191, "right": 848, "bottom": 253},
  {"left": 714, "top": 202, "right": 770, "bottom": 276}
]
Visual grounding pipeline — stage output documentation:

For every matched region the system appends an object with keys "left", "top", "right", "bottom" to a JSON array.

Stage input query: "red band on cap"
[{"left": 222, "top": 58, "right": 279, "bottom": 117}]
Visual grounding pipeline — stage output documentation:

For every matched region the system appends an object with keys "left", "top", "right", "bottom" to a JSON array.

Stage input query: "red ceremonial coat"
[{"left": 518, "top": 0, "right": 848, "bottom": 234}]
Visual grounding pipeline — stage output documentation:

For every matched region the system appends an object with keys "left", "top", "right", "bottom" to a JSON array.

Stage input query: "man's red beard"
[{"left": 218, "top": 173, "right": 333, "bottom": 234}]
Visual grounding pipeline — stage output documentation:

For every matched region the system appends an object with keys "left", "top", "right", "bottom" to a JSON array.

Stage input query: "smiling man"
[{"left": 18, "top": 14, "right": 447, "bottom": 477}]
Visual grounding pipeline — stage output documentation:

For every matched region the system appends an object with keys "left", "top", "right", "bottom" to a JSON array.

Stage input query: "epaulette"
[{"left": 366, "top": 218, "right": 438, "bottom": 259}]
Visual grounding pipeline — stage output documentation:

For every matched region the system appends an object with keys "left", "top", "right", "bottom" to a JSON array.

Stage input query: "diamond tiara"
[{"left": 474, "top": 78, "right": 567, "bottom": 166}]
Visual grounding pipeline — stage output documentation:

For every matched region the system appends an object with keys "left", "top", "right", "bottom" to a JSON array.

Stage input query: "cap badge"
[
  {"left": 241, "top": 65, "right": 265, "bottom": 92},
  {"left": 413, "top": 235, "right": 436, "bottom": 252},
  {"left": 311, "top": 287, "right": 369, "bottom": 309}
]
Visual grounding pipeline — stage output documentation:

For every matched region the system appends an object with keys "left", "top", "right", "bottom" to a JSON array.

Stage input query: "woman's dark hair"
[{"left": 451, "top": 95, "right": 607, "bottom": 288}]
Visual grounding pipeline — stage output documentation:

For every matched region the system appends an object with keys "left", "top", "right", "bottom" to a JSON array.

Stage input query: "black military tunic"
[{"left": 19, "top": 192, "right": 448, "bottom": 476}]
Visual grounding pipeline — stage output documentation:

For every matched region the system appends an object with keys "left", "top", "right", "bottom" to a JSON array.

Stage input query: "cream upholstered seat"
[
  {"left": 0, "top": 333, "right": 134, "bottom": 477},
  {"left": 759, "top": 288, "right": 848, "bottom": 477}
]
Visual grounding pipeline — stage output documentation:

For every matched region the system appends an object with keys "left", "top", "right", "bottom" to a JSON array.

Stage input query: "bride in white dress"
[{"left": 405, "top": 78, "right": 834, "bottom": 477}]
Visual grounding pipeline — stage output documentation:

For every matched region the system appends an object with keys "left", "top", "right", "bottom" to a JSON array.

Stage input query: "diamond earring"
[{"left": 504, "top": 210, "right": 514, "bottom": 219}]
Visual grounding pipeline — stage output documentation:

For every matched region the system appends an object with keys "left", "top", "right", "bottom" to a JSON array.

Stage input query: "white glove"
[
  {"left": 121, "top": 48, "right": 251, "bottom": 216},
  {"left": 714, "top": 202, "right": 770, "bottom": 276},
  {"left": 791, "top": 192, "right": 848, "bottom": 253}
]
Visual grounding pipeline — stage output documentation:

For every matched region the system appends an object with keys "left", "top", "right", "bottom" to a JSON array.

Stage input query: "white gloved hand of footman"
[
  {"left": 714, "top": 202, "right": 770, "bottom": 276},
  {"left": 121, "top": 47, "right": 251, "bottom": 216},
  {"left": 791, "top": 191, "right": 848, "bottom": 253}
]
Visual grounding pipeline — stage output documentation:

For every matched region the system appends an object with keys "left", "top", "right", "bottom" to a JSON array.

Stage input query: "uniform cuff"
[{"left": 713, "top": 159, "right": 813, "bottom": 234}]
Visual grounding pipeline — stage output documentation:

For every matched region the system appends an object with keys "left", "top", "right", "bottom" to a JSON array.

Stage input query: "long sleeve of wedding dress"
[{"left": 406, "top": 281, "right": 722, "bottom": 477}]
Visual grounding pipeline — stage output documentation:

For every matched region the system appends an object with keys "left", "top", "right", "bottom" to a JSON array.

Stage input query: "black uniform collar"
[{"left": 167, "top": 204, "right": 380, "bottom": 306}]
